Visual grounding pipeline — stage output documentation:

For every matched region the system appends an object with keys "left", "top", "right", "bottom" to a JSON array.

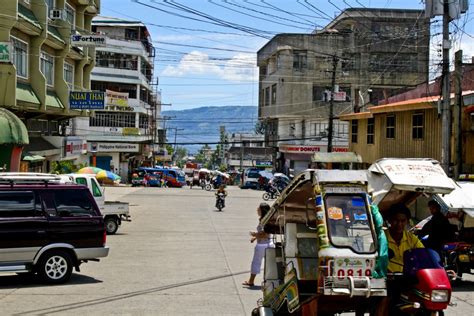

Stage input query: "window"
[
  {"left": 54, "top": 189, "right": 95, "bottom": 217},
  {"left": 367, "top": 118, "right": 374, "bottom": 144},
  {"left": 386, "top": 115, "right": 395, "bottom": 139},
  {"left": 325, "top": 194, "right": 375, "bottom": 254},
  {"left": 11, "top": 37, "right": 28, "bottom": 78},
  {"left": 412, "top": 113, "right": 424, "bottom": 139},
  {"left": 64, "top": 62, "right": 74, "bottom": 90},
  {"left": 40, "top": 51, "right": 54, "bottom": 86},
  {"left": 351, "top": 120, "right": 358, "bottom": 143},
  {"left": 45, "top": 0, "right": 55, "bottom": 10},
  {"left": 91, "top": 180, "right": 103, "bottom": 197},
  {"left": 271, "top": 84, "right": 277, "bottom": 104},
  {"left": 139, "top": 114, "right": 149, "bottom": 129},
  {"left": 65, "top": 3, "right": 75, "bottom": 26},
  {"left": 0, "top": 191, "right": 36, "bottom": 218},
  {"left": 264, "top": 87, "right": 270, "bottom": 106},
  {"left": 289, "top": 122, "right": 296, "bottom": 136},
  {"left": 75, "top": 177, "right": 87, "bottom": 186},
  {"left": 89, "top": 111, "right": 136, "bottom": 128},
  {"left": 293, "top": 50, "right": 307, "bottom": 71}
]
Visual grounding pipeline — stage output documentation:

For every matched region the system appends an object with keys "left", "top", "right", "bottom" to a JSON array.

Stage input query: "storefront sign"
[
  {"left": 89, "top": 142, "right": 139, "bottom": 153},
  {"left": 69, "top": 91, "right": 105, "bottom": 110},
  {"left": 122, "top": 127, "right": 140, "bottom": 136},
  {"left": 333, "top": 91, "right": 347, "bottom": 102},
  {"left": 280, "top": 145, "right": 322, "bottom": 153},
  {"left": 280, "top": 145, "right": 348, "bottom": 154},
  {"left": 71, "top": 34, "right": 106, "bottom": 47},
  {"left": 256, "top": 160, "right": 272, "bottom": 167},
  {"left": 0, "top": 42, "right": 11, "bottom": 63},
  {"left": 106, "top": 90, "right": 133, "bottom": 111},
  {"left": 64, "top": 138, "right": 87, "bottom": 157}
]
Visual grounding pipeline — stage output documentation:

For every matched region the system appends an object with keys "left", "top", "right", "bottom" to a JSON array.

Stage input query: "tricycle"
[
  {"left": 253, "top": 169, "right": 386, "bottom": 315},
  {"left": 253, "top": 158, "right": 457, "bottom": 316}
]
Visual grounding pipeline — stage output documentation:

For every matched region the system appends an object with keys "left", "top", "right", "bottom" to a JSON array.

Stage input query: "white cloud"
[{"left": 161, "top": 51, "right": 258, "bottom": 82}]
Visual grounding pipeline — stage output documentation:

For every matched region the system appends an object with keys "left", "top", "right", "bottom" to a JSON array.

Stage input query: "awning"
[
  {"left": 46, "top": 91, "right": 64, "bottom": 109},
  {"left": 16, "top": 83, "right": 40, "bottom": 105},
  {"left": 22, "top": 155, "right": 45, "bottom": 162},
  {"left": 0, "top": 108, "right": 29, "bottom": 145},
  {"left": 312, "top": 152, "right": 362, "bottom": 163},
  {"left": 23, "top": 137, "right": 60, "bottom": 157}
]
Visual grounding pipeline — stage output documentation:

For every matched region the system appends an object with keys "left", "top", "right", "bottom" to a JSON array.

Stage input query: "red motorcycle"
[{"left": 389, "top": 248, "right": 452, "bottom": 316}]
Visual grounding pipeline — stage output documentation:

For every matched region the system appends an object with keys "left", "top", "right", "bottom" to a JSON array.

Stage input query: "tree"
[
  {"left": 174, "top": 146, "right": 188, "bottom": 167},
  {"left": 195, "top": 144, "right": 212, "bottom": 168}
]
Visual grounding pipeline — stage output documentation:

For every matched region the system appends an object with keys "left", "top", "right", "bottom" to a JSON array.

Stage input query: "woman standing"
[{"left": 243, "top": 203, "right": 273, "bottom": 287}]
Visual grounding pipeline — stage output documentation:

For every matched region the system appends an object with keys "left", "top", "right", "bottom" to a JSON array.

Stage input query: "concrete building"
[
  {"left": 226, "top": 133, "right": 274, "bottom": 170},
  {"left": 257, "top": 8, "right": 429, "bottom": 174},
  {"left": 70, "top": 16, "right": 160, "bottom": 180},
  {"left": 0, "top": 0, "right": 100, "bottom": 172}
]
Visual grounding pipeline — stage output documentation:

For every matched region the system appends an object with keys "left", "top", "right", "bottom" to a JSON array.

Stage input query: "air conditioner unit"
[{"left": 49, "top": 9, "right": 64, "bottom": 20}]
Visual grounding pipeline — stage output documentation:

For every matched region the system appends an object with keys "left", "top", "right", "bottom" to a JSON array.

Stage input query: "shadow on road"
[
  {"left": 10, "top": 270, "right": 249, "bottom": 315},
  {"left": 452, "top": 279, "right": 474, "bottom": 292},
  {"left": 0, "top": 273, "right": 102, "bottom": 289}
]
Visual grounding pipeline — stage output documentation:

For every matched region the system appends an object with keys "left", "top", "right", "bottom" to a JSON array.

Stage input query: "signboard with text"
[
  {"left": 71, "top": 34, "right": 106, "bottom": 47},
  {"left": 0, "top": 42, "right": 11, "bottom": 63},
  {"left": 280, "top": 145, "right": 348, "bottom": 154},
  {"left": 64, "top": 138, "right": 87, "bottom": 157},
  {"left": 69, "top": 91, "right": 105, "bottom": 110},
  {"left": 89, "top": 142, "right": 139, "bottom": 153}
]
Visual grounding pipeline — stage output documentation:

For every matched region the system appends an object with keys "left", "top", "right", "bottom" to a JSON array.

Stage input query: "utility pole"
[
  {"left": 440, "top": 0, "right": 451, "bottom": 174},
  {"left": 327, "top": 55, "right": 338, "bottom": 153},
  {"left": 454, "top": 50, "right": 463, "bottom": 180}
]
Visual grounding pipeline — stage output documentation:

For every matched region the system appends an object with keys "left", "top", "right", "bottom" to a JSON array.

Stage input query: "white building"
[
  {"left": 70, "top": 16, "right": 161, "bottom": 180},
  {"left": 226, "top": 133, "right": 274, "bottom": 170}
]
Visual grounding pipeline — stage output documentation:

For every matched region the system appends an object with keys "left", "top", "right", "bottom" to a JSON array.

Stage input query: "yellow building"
[
  {"left": 339, "top": 92, "right": 474, "bottom": 174},
  {"left": 0, "top": 0, "right": 100, "bottom": 171}
]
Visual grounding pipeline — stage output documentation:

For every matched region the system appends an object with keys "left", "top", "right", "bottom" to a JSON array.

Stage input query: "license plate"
[
  {"left": 459, "top": 254, "right": 470, "bottom": 262},
  {"left": 334, "top": 258, "right": 374, "bottom": 277}
]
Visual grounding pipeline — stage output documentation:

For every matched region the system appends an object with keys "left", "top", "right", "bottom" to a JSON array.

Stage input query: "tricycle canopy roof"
[
  {"left": 368, "top": 158, "right": 456, "bottom": 213},
  {"left": 435, "top": 182, "right": 474, "bottom": 218},
  {"left": 261, "top": 169, "right": 368, "bottom": 233}
]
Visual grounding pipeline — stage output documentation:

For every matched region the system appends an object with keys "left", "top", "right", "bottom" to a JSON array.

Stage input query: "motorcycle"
[
  {"left": 205, "top": 179, "right": 221, "bottom": 191},
  {"left": 442, "top": 241, "right": 474, "bottom": 279},
  {"left": 387, "top": 248, "right": 451, "bottom": 316},
  {"left": 215, "top": 192, "right": 226, "bottom": 211},
  {"left": 262, "top": 185, "right": 280, "bottom": 201}
]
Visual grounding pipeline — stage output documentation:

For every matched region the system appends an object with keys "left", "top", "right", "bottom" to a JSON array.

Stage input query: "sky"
[{"left": 99, "top": 0, "right": 474, "bottom": 113}]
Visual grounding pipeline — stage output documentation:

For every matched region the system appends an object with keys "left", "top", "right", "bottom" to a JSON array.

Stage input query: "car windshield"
[
  {"left": 325, "top": 194, "right": 376, "bottom": 254},
  {"left": 247, "top": 170, "right": 260, "bottom": 178}
]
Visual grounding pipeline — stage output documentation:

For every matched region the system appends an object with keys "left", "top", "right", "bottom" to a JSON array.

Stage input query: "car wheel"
[
  {"left": 37, "top": 250, "right": 73, "bottom": 284},
  {"left": 105, "top": 217, "right": 119, "bottom": 235},
  {"left": 262, "top": 193, "right": 270, "bottom": 201},
  {"left": 205, "top": 184, "right": 212, "bottom": 191}
]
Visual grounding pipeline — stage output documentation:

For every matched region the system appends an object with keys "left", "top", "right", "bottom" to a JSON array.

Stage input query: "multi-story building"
[
  {"left": 226, "top": 133, "right": 274, "bottom": 170},
  {"left": 71, "top": 16, "right": 160, "bottom": 179},
  {"left": 0, "top": 0, "right": 101, "bottom": 172},
  {"left": 257, "top": 8, "right": 429, "bottom": 174}
]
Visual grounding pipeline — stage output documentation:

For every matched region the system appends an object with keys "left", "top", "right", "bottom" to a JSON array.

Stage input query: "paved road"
[{"left": 0, "top": 186, "right": 473, "bottom": 315}]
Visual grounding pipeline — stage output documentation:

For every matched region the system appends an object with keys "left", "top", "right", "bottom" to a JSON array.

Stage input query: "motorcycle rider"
[
  {"left": 376, "top": 204, "right": 424, "bottom": 316},
  {"left": 420, "top": 200, "right": 454, "bottom": 254},
  {"left": 215, "top": 184, "right": 227, "bottom": 209}
]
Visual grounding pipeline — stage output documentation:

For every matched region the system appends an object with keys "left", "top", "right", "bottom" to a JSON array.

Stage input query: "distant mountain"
[{"left": 162, "top": 106, "right": 258, "bottom": 153}]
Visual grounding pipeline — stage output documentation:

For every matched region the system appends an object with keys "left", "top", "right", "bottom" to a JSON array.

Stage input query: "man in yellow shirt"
[
  {"left": 376, "top": 204, "right": 424, "bottom": 316},
  {"left": 385, "top": 204, "right": 424, "bottom": 273}
]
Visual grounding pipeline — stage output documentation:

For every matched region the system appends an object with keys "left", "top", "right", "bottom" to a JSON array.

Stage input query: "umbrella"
[
  {"left": 259, "top": 170, "right": 274, "bottom": 179},
  {"left": 96, "top": 170, "right": 121, "bottom": 184},
  {"left": 77, "top": 167, "right": 103, "bottom": 174}
]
